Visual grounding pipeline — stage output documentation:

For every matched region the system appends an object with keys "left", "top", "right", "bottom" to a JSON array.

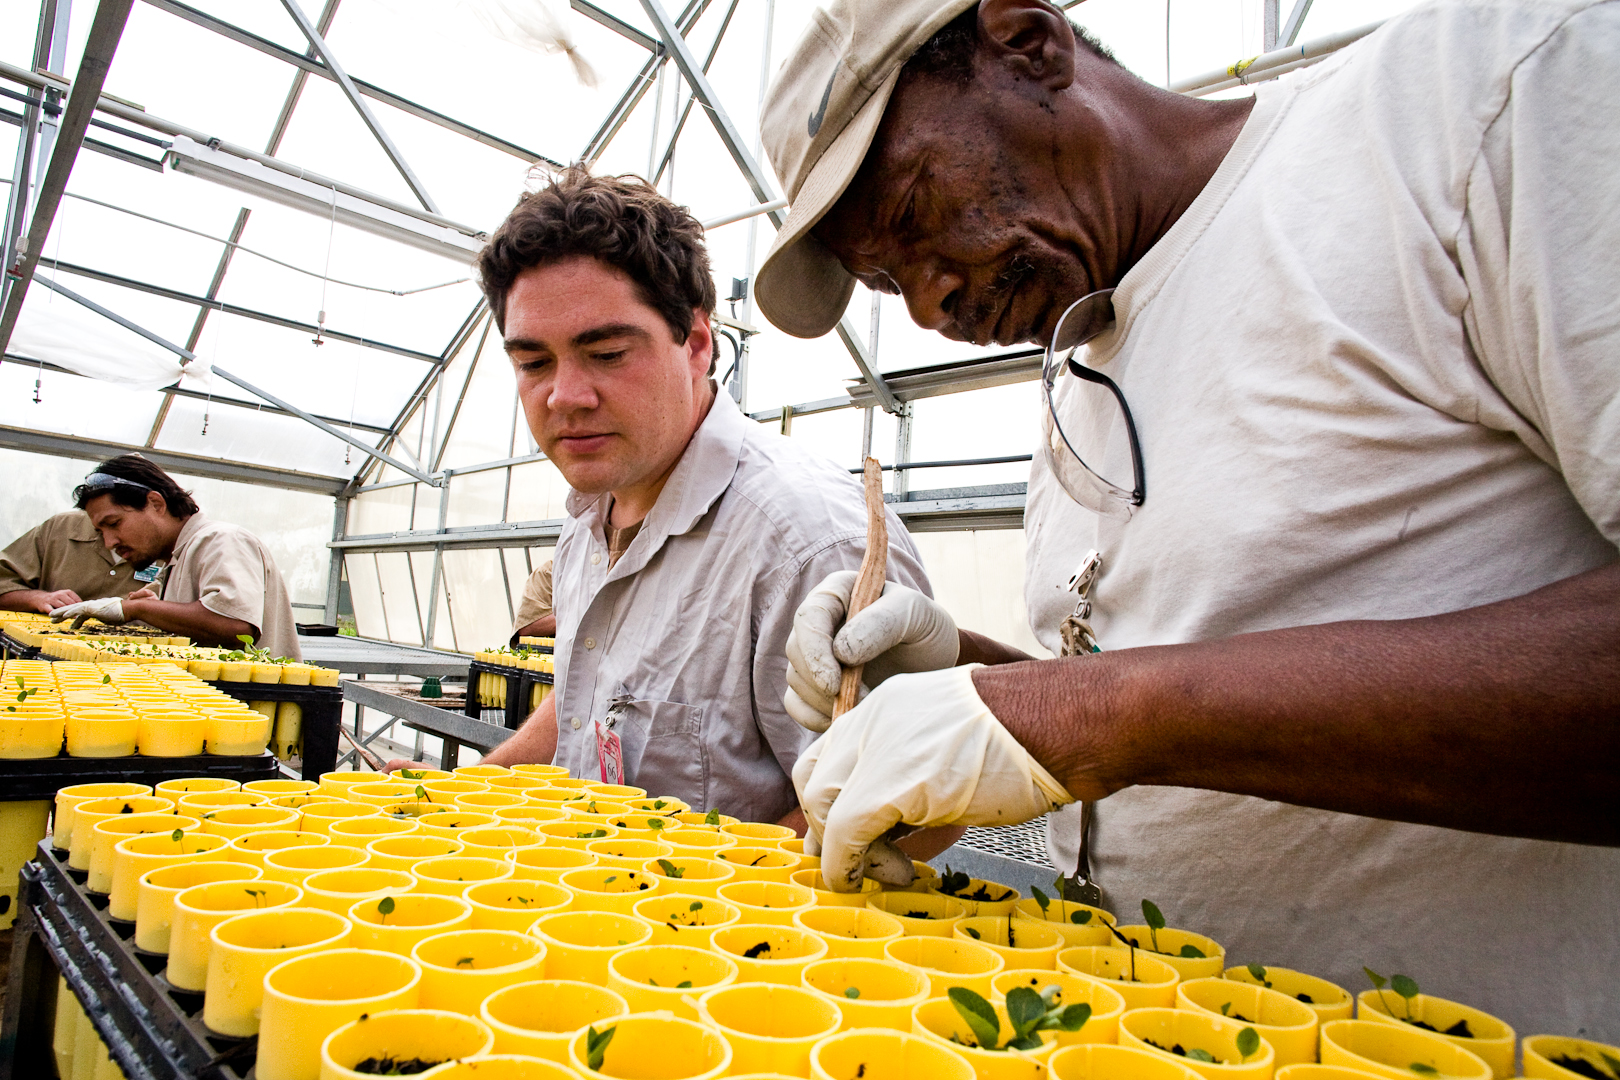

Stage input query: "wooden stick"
[
  {"left": 338, "top": 724, "right": 390, "bottom": 773},
  {"left": 834, "top": 457, "right": 888, "bottom": 718}
]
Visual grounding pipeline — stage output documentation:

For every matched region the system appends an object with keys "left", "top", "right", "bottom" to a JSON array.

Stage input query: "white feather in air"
[{"left": 456, "top": 0, "right": 598, "bottom": 87}]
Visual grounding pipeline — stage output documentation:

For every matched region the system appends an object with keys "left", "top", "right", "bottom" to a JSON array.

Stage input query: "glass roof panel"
[
  {"left": 9, "top": 280, "right": 190, "bottom": 391},
  {"left": 157, "top": 393, "right": 373, "bottom": 475},
  {"left": 0, "top": 363, "right": 163, "bottom": 444}
]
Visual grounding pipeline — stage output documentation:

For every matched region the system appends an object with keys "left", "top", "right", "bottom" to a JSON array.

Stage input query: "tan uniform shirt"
[
  {"left": 510, "top": 558, "right": 555, "bottom": 640},
  {"left": 159, "top": 514, "right": 301, "bottom": 660},
  {"left": 0, "top": 511, "right": 135, "bottom": 601}
]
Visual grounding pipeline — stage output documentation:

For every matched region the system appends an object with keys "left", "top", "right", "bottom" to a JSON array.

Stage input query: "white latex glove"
[
  {"left": 783, "top": 571, "right": 960, "bottom": 733},
  {"left": 794, "top": 664, "right": 1074, "bottom": 890},
  {"left": 49, "top": 597, "right": 127, "bottom": 629}
]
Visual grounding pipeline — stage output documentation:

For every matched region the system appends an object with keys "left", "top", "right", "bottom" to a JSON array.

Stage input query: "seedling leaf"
[
  {"left": 964, "top": 926, "right": 981, "bottom": 939},
  {"left": 1005, "top": 986, "right": 1046, "bottom": 1039},
  {"left": 1070, "top": 909, "right": 1092, "bottom": 925},
  {"left": 948, "top": 987, "right": 1004, "bottom": 1051},
  {"left": 1186, "top": 1049, "right": 1217, "bottom": 1064},
  {"left": 1142, "top": 899, "right": 1166, "bottom": 952},
  {"left": 1246, "top": 962, "right": 1270, "bottom": 987},
  {"left": 704, "top": 808, "right": 720, "bottom": 826},
  {"left": 1364, "top": 967, "right": 1388, "bottom": 990},
  {"left": 171, "top": 828, "right": 184, "bottom": 842},
  {"left": 676, "top": 980, "right": 692, "bottom": 989},
  {"left": 1032, "top": 886, "right": 1051, "bottom": 915},
  {"left": 1180, "top": 944, "right": 1207, "bottom": 958},
  {"left": 1410, "top": 1065, "right": 1439, "bottom": 1076},
  {"left": 656, "top": 859, "right": 685, "bottom": 879},
  {"left": 1222, "top": 1002, "right": 1232, "bottom": 1016},
  {"left": 845, "top": 987, "right": 861, "bottom": 999},
  {"left": 1392, "top": 975, "right": 1420, "bottom": 1000},
  {"left": 586, "top": 1025, "right": 616, "bottom": 1071},
  {"left": 1237, "top": 1027, "right": 1261, "bottom": 1062},
  {"left": 688, "top": 901, "right": 703, "bottom": 912},
  {"left": 1053, "top": 1003, "right": 1092, "bottom": 1033},
  {"left": 415, "top": 785, "right": 427, "bottom": 800},
  {"left": 378, "top": 896, "right": 395, "bottom": 918}
]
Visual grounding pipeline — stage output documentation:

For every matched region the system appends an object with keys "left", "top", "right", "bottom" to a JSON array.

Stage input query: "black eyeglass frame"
[{"left": 1040, "top": 289, "right": 1147, "bottom": 513}]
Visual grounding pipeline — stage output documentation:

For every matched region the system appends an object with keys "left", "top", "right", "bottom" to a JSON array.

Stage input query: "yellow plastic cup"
[
  {"left": 716, "top": 846, "right": 800, "bottom": 884},
  {"left": 492, "top": 805, "right": 569, "bottom": 829},
  {"left": 990, "top": 969, "right": 1126, "bottom": 1046},
  {"left": 205, "top": 713, "right": 271, "bottom": 756},
  {"left": 1181, "top": 978, "right": 1320, "bottom": 1067},
  {"left": 528, "top": 910, "right": 652, "bottom": 984},
  {"left": 457, "top": 792, "right": 528, "bottom": 812},
  {"left": 484, "top": 776, "right": 554, "bottom": 795},
  {"left": 457, "top": 826, "right": 541, "bottom": 861},
  {"left": 412, "top": 856, "right": 514, "bottom": 896},
  {"left": 109, "top": 829, "right": 229, "bottom": 920},
  {"left": 1275, "top": 1068, "right": 1388, "bottom": 1080},
  {"left": 348, "top": 893, "right": 474, "bottom": 955},
  {"left": 243, "top": 779, "right": 319, "bottom": 797},
  {"left": 135, "top": 860, "right": 263, "bottom": 953},
  {"left": 1523, "top": 1036, "right": 1620, "bottom": 1080},
  {"left": 87, "top": 813, "right": 201, "bottom": 894},
  {"left": 153, "top": 777, "right": 239, "bottom": 801},
  {"left": 1058, "top": 945, "right": 1181, "bottom": 1009},
  {"left": 137, "top": 715, "right": 207, "bottom": 757},
  {"left": 320, "top": 1008, "right": 496, "bottom": 1080},
  {"left": 320, "top": 771, "right": 384, "bottom": 798},
  {"left": 167, "top": 878, "right": 304, "bottom": 991},
  {"left": 643, "top": 855, "right": 734, "bottom": 898},
  {"left": 420, "top": 779, "right": 490, "bottom": 805},
  {"left": 561, "top": 865, "right": 663, "bottom": 914},
  {"left": 802, "top": 956, "right": 929, "bottom": 1030},
  {"left": 65, "top": 713, "right": 137, "bottom": 757},
  {"left": 810, "top": 1028, "right": 976, "bottom": 1080},
  {"left": 722, "top": 822, "right": 798, "bottom": 847},
  {"left": 884, "top": 936, "right": 1005, "bottom": 998},
  {"left": 505, "top": 845, "right": 590, "bottom": 883},
  {"left": 417, "top": 811, "right": 500, "bottom": 839},
  {"left": 867, "top": 891, "right": 966, "bottom": 938},
  {"left": 298, "top": 801, "right": 383, "bottom": 835},
  {"left": 794, "top": 905, "right": 906, "bottom": 960},
  {"left": 663, "top": 829, "right": 739, "bottom": 860},
  {"left": 302, "top": 867, "right": 416, "bottom": 913},
  {"left": 178, "top": 790, "right": 268, "bottom": 817},
  {"left": 411, "top": 928, "right": 546, "bottom": 1013},
  {"left": 932, "top": 876, "right": 1022, "bottom": 918},
  {"left": 953, "top": 916, "right": 1065, "bottom": 971},
  {"left": 1050, "top": 1043, "right": 1208, "bottom": 1080},
  {"left": 228, "top": 830, "right": 330, "bottom": 867},
  {"left": 912, "top": 996, "right": 1060, "bottom": 1079},
  {"left": 606, "top": 944, "right": 739, "bottom": 1019},
  {"left": 1320, "top": 1021, "right": 1492, "bottom": 1080},
  {"left": 0, "top": 715, "right": 65, "bottom": 759},
  {"left": 366, "top": 834, "right": 465, "bottom": 871},
  {"left": 568, "top": 1012, "right": 732, "bottom": 1080},
  {"left": 53, "top": 782, "right": 150, "bottom": 849},
  {"left": 790, "top": 868, "right": 882, "bottom": 909},
  {"left": 697, "top": 982, "right": 843, "bottom": 1077},
  {"left": 200, "top": 805, "right": 302, "bottom": 839},
  {"left": 717, "top": 880, "right": 817, "bottom": 927},
  {"left": 1012, "top": 898, "right": 1117, "bottom": 948},
  {"left": 511, "top": 764, "right": 570, "bottom": 780},
  {"left": 203, "top": 907, "right": 351, "bottom": 1036},
  {"left": 463, "top": 879, "right": 572, "bottom": 932},
  {"left": 255, "top": 949, "right": 423, "bottom": 1080},
  {"left": 1120, "top": 1007, "right": 1277, "bottom": 1080},
  {"left": 778, "top": 838, "right": 818, "bottom": 869},
  {"left": 346, "top": 782, "right": 423, "bottom": 807},
  {"left": 626, "top": 795, "right": 689, "bottom": 816},
  {"left": 262, "top": 845, "right": 372, "bottom": 885},
  {"left": 587, "top": 837, "right": 673, "bottom": 870},
  {"left": 710, "top": 924, "right": 829, "bottom": 986},
  {"left": 632, "top": 893, "right": 742, "bottom": 948},
  {"left": 1354, "top": 991, "right": 1514, "bottom": 1078},
  {"left": 453, "top": 765, "right": 510, "bottom": 780},
  {"left": 327, "top": 814, "right": 418, "bottom": 848},
  {"left": 1114, "top": 924, "right": 1227, "bottom": 980},
  {"left": 1225, "top": 967, "right": 1354, "bottom": 1023},
  {"left": 269, "top": 794, "right": 327, "bottom": 812},
  {"left": 481, "top": 980, "right": 629, "bottom": 1061},
  {"left": 69, "top": 795, "right": 174, "bottom": 870},
  {"left": 673, "top": 810, "right": 738, "bottom": 829}
]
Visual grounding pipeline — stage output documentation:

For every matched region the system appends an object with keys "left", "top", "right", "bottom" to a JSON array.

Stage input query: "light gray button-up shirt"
[{"left": 550, "top": 389, "right": 932, "bottom": 823}]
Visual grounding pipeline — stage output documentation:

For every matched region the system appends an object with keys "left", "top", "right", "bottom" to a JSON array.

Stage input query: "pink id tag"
[{"left": 596, "top": 721, "right": 623, "bottom": 785}]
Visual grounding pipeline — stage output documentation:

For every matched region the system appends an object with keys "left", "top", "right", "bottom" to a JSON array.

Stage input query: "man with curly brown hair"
[{"left": 452, "top": 165, "right": 946, "bottom": 833}]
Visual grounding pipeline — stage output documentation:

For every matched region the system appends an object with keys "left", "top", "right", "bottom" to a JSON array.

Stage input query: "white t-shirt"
[{"left": 1023, "top": 0, "right": 1620, "bottom": 1040}]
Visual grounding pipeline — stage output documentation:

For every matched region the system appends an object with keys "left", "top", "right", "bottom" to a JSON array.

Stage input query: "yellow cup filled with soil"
[
  {"left": 301, "top": 867, "right": 416, "bottom": 914},
  {"left": 480, "top": 980, "right": 629, "bottom": 1061},
  {"left": 261, "top": 844, "right": 371, "bottom": 886},
  {"left": 1523, "top": 1036, "right": 1620, "bottom": 1080},
  {"left": 410, "top": 855, "right": 514, "bottom": 896},
  {"left": 320, "top": 1008, "right": 495, "bottom": 1080},
  {"left": 662, "top": 829, "right": 739, "bottom": 860},
  {"left": 790, "top": 868, "right": 881, "bottom": 909},
  {"left": 87, "top": 813, "right": 199, "bottom": 894},
  {"left": 561, "top": 865, "right": 663, "bottom": 915},
  {"left": 203, "top": 906, "right": 351, "bottom": 1036},
  {"left": 508, "top": 845, "right": 591, "bottom": 884},
  {"left": 606, "top": 943, "right": 739, "bottom": 1019},
  {"left": 528, "top": 910, "right": 653, "bottom": 984},
  {"left": 696, "top": 982, "right": 844, "bottom": 1077},
  {"left": 631, "top": 893, "right": 742, "bottom": 948},
  {"left": 366, "top": 834, "right": 464, "bottom": 872},
  {"left": 411, "top": 928, "right": 547, "bottom": 1014},
  {"left": 717, "top": 880, "right": 817, "bottom": 927},
  {"left": 1113, "top": 923, "right": 1226, "bottom": 981},
  {"left": 109, "top": 829, "right": 228, "bottom": 920},
  {"left": 1319, "top": 1020, "right": 1491, "bottom": 1080},
  {"left": 794, "top": 905, "right": 905, "bottom": 959},
  {"left": 328, "top": 814, "right": 419, "bottom": 849},
  {"left": 912, "top": 995, "right": 1061, "bottom": 1080},
  {"left": 716, "top": 846, "right": 800, "bottom": 884},
  {"left": 228, "top": 829, "right": 330, "bottom": 867},
  {"left": 955, "top": 916, "right": 1065, "bottom": 971},
  {"left": 802, "top": 956, "right": 930, "bottom": 1030},
  {"left": 1012, "top": 898, "right": 1116, "bottom": 948},
  {"left": 1119, "top": 1007, "right": 1276, "bottom": 1080},
  {"left": 567, "top": 1011, "right": 732, "bottom": 1080},
  {"left": 1355, "top": 991, "right": 1514, "bottom": 1078},
  {"left": 642, "top": 854, "right": 734, "bottom": 898},
  {"left": 254, "top": 948, "right": 422, "bottom": 1080},
  {"left": 1181, "top": 978, "right": 1320, "bottom": 1067},
  {"left": 456, "top": 825, "right": 540, "bottom": 861},
  {"left": 297, "top": 801, "right": 382, "bottom": 835},
  {"left": 1058, "top": 945, "right": 1181, "bottom": 1009},
  {"left": 348, "top": 893, "right": 473, "bottom": 955},
  {"left": 991, "top": 969, "right": 1126, "bottom": 1046},
  {"left": 868, "top": 891, "right": 966, "bottom": 938},
  {"left": 69, "top": 795, "right": 173, "bottom": 870},
  {"left": 1225, "top": 966, "right": 1355, "bottom": 1023},
  {"left": 53, "top": 782, "right": 150, "bottom": 849},
  {"left": 463, "top": 879, "right": 572, "bottom": 932},
  {"left": 809, "top": 1029, "right": 975, "bottom": 1080},
  {"left": 199, "top": 805, "right": 301, "bottom": 839},
  {"left": 710, "top": 924, "right": 829, "bottom": 986},
  {"left": 1050, "top": 1043, "right": 1207, "bottom": 1080},
  {"left": 134, "top": 860, "right": 262, "bottom": 953},
  {"left": 166, "top": 878, "right": 304, "bottom": 991},
  {"left": 884, "top": 935, "right": 1006, "bottom": 998}
]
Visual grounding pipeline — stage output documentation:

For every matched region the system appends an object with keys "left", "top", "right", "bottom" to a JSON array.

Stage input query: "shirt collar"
[
  {"left": 564, "top": 386, "right": 748, "bottom": 570},
  {"left": 171, "top": 512, "right": 209, "bottom": 556}
]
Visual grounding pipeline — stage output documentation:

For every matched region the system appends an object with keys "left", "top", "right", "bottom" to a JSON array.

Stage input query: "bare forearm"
[
  {"left": 514, "top": 614, "right": 556, "bottom": 639},
  {"left": 957, "top": 628, "right": 1037, "bottom": 666},
  {"left": 122, "top": 598, "right": 255, "bottom": 649},
  {"left": 974, "top": 563, "right": 1620, "bottom": 847},
  {"left": 1, "top": 589, "right": 61, "bottom": 614},
  {"left": 481, "top": 694, "right": 558, "bottom": 768}
]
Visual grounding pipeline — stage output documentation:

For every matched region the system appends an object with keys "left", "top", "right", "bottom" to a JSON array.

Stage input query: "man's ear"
[
  {"left": 147, "top": 490, "right": 170, "bottom": 517},
  {"left": 687, "top": 309, "right": 715, "bottom": 381},
  {"left": 977, "top": 0, "right": 1077, "bottom": 91}
]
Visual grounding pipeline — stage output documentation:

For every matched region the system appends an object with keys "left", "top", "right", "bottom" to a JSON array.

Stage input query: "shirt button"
[
  {"left": 591, "top": 552, "right": 602, "bottom": 565},
  {"left": 585, "top": 638, "right": 596, "bottom": 650},
  {"left": 569, "top": 717, "right": 582, "bottom": 730}
]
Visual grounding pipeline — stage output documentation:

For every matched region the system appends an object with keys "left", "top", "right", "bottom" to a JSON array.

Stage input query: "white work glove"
[
  {"left": 794, "top": 664, "right": 1074, "bottom": 890},
  {"left": 783, "top": 571, "right": 960, "bottom": 733},
  {"left": 49, "top": 597, "right": 128, "bottom": 629}
]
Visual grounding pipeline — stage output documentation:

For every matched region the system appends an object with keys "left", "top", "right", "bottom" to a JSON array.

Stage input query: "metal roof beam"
[
  {"left": 580, "top": 0, "right": 709, "bottom": 163},
  {"left": 0, "top": 423, "right": 349, "bottom": 495},
  {"left": 571, "top": 0, "right": 660, "bottom": 52},
  {"left": 0, "top": 0, "right": 135, "bottom": 357}
]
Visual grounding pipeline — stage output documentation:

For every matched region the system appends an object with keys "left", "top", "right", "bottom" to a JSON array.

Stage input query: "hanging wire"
[{"left": 313, "top": 186, "right": 338, "bottom": 348}]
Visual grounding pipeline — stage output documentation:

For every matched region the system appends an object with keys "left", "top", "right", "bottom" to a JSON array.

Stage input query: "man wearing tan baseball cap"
[{"left": 759, "top": 0, "right": 1620, "bottom": 1044}]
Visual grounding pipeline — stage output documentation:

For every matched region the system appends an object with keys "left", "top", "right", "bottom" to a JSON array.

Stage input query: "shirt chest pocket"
[{"left": 607, "top": 698, "right": 707, "bottom": 808}]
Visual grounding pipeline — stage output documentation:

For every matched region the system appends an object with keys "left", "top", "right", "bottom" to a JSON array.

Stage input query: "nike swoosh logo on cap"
[{"left": 807, "top": 68, "right": 837, "bottom": 137}]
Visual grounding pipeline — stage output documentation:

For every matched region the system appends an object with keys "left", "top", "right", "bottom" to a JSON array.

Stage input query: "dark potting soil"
[
  {"left": 1407, "top": 1018, "right": 1475, "bottom": 1038},
  {"left": 743, "top": 940, "right": 772, "bottom": 958},
  {"left": 1296, "top": 993, "right": 1315, "bottom": 1004},
  {"left": 1145, "top": 1038, "right": 1223, "bottom": 1064},
  {"left": 904, "top": 911, "right": 932, "bottom": 920},
  {"left": 1550, "top": 1056, "right": 1615, "bottom": 1080},
  {"left": 352, "top": 1055, "right": 444, "bottom": 1074}
]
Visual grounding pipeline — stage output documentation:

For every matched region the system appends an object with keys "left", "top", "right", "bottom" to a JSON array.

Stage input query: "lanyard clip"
[{"left": 1065, "top": 549, "right": 1102, "bottom": 597}]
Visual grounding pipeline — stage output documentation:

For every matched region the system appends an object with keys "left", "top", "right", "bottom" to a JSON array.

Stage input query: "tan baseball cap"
[{"left": 755, "top": 0, "right": 979, "bottom": 339}]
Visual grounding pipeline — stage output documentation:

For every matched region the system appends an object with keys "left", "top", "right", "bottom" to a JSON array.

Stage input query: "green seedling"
[
  {"left": 400, "top": 769, "right": 423, "bottom": 780},
  {"left": 1236, "top": 1027, "right": 1261, "bottom": 1063},
  {"left": 1104, "top": 920, "right": 1140, "bottom": 982},
  {"left": 415, "top": 785, "right": 428, "bottom": 802},
  {"left": 1410, "top": 1065, "right": 1439, "bottom": 1076},
  {"left": 377, "top": 896, "right": 395, "bottom": 922},
  {"left": 603, "top": 875, "right": 617, "bottom": 884},
  {"left": 677, "top": 980, "right": 692, "bottom": 989},
  {"left": 688, "top": 901, "right": 703, "bottom": 912},
  {"left": 102, "top": 674, "right": 111, "bottom": 684},
  {"left": 244, "top": 888, "right": 267, "bottom": 908},
  {"left": 1186, "top": 1049, "right": 1217, "bottom": 1063},
  {"left": 845, "top": 987, "right": 861, "bottom": 999},
  {"left": 964, "top": 926, "right": 981, "bottom": 939},
  {"left": 704, "top": 808, "right": 720, "bottom": 826},
  {"left": 1072, "top": 910, "right": 1092, "bottom": 926},
  {"left": 585, "top": 1025, "right": 616, "bottom": 1071},
  {"left": 1137, "top": 899, "right": 1204, "bottom": 958},
  {"left": 1032, "top": 886, "right": 1052, "bottom": 915},
  {"left": 1365, "top": 968, "right": 1420, "bottom": 1022},
  {"left": 1247, "top": 963, "right": 1272, "bottom": 988},
  {"left": 652, "top": 800, "right": 667, "bottom": 810},
  {"left": 171, "top": 828, "right": 184, "bottom": 842},
  {"left": 577, "top": 829, "right": 608, "bottom": 839},
  {"left": 656, "top": 859, "right": 685, "bottom": 879},
  {"left": 456, "top": 956, "right": 474, "bottom": 967},
  {"left": 948, "top": 985, "right": 1091, "bottom": 1052},
  {"left": 646, "top": 818, "right": 665, "bottom": 831}
]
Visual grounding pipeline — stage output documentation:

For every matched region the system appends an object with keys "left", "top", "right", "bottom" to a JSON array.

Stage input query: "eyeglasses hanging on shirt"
[{"left": 1040, "top": 289, "right": 1145, "bottom": 519}]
